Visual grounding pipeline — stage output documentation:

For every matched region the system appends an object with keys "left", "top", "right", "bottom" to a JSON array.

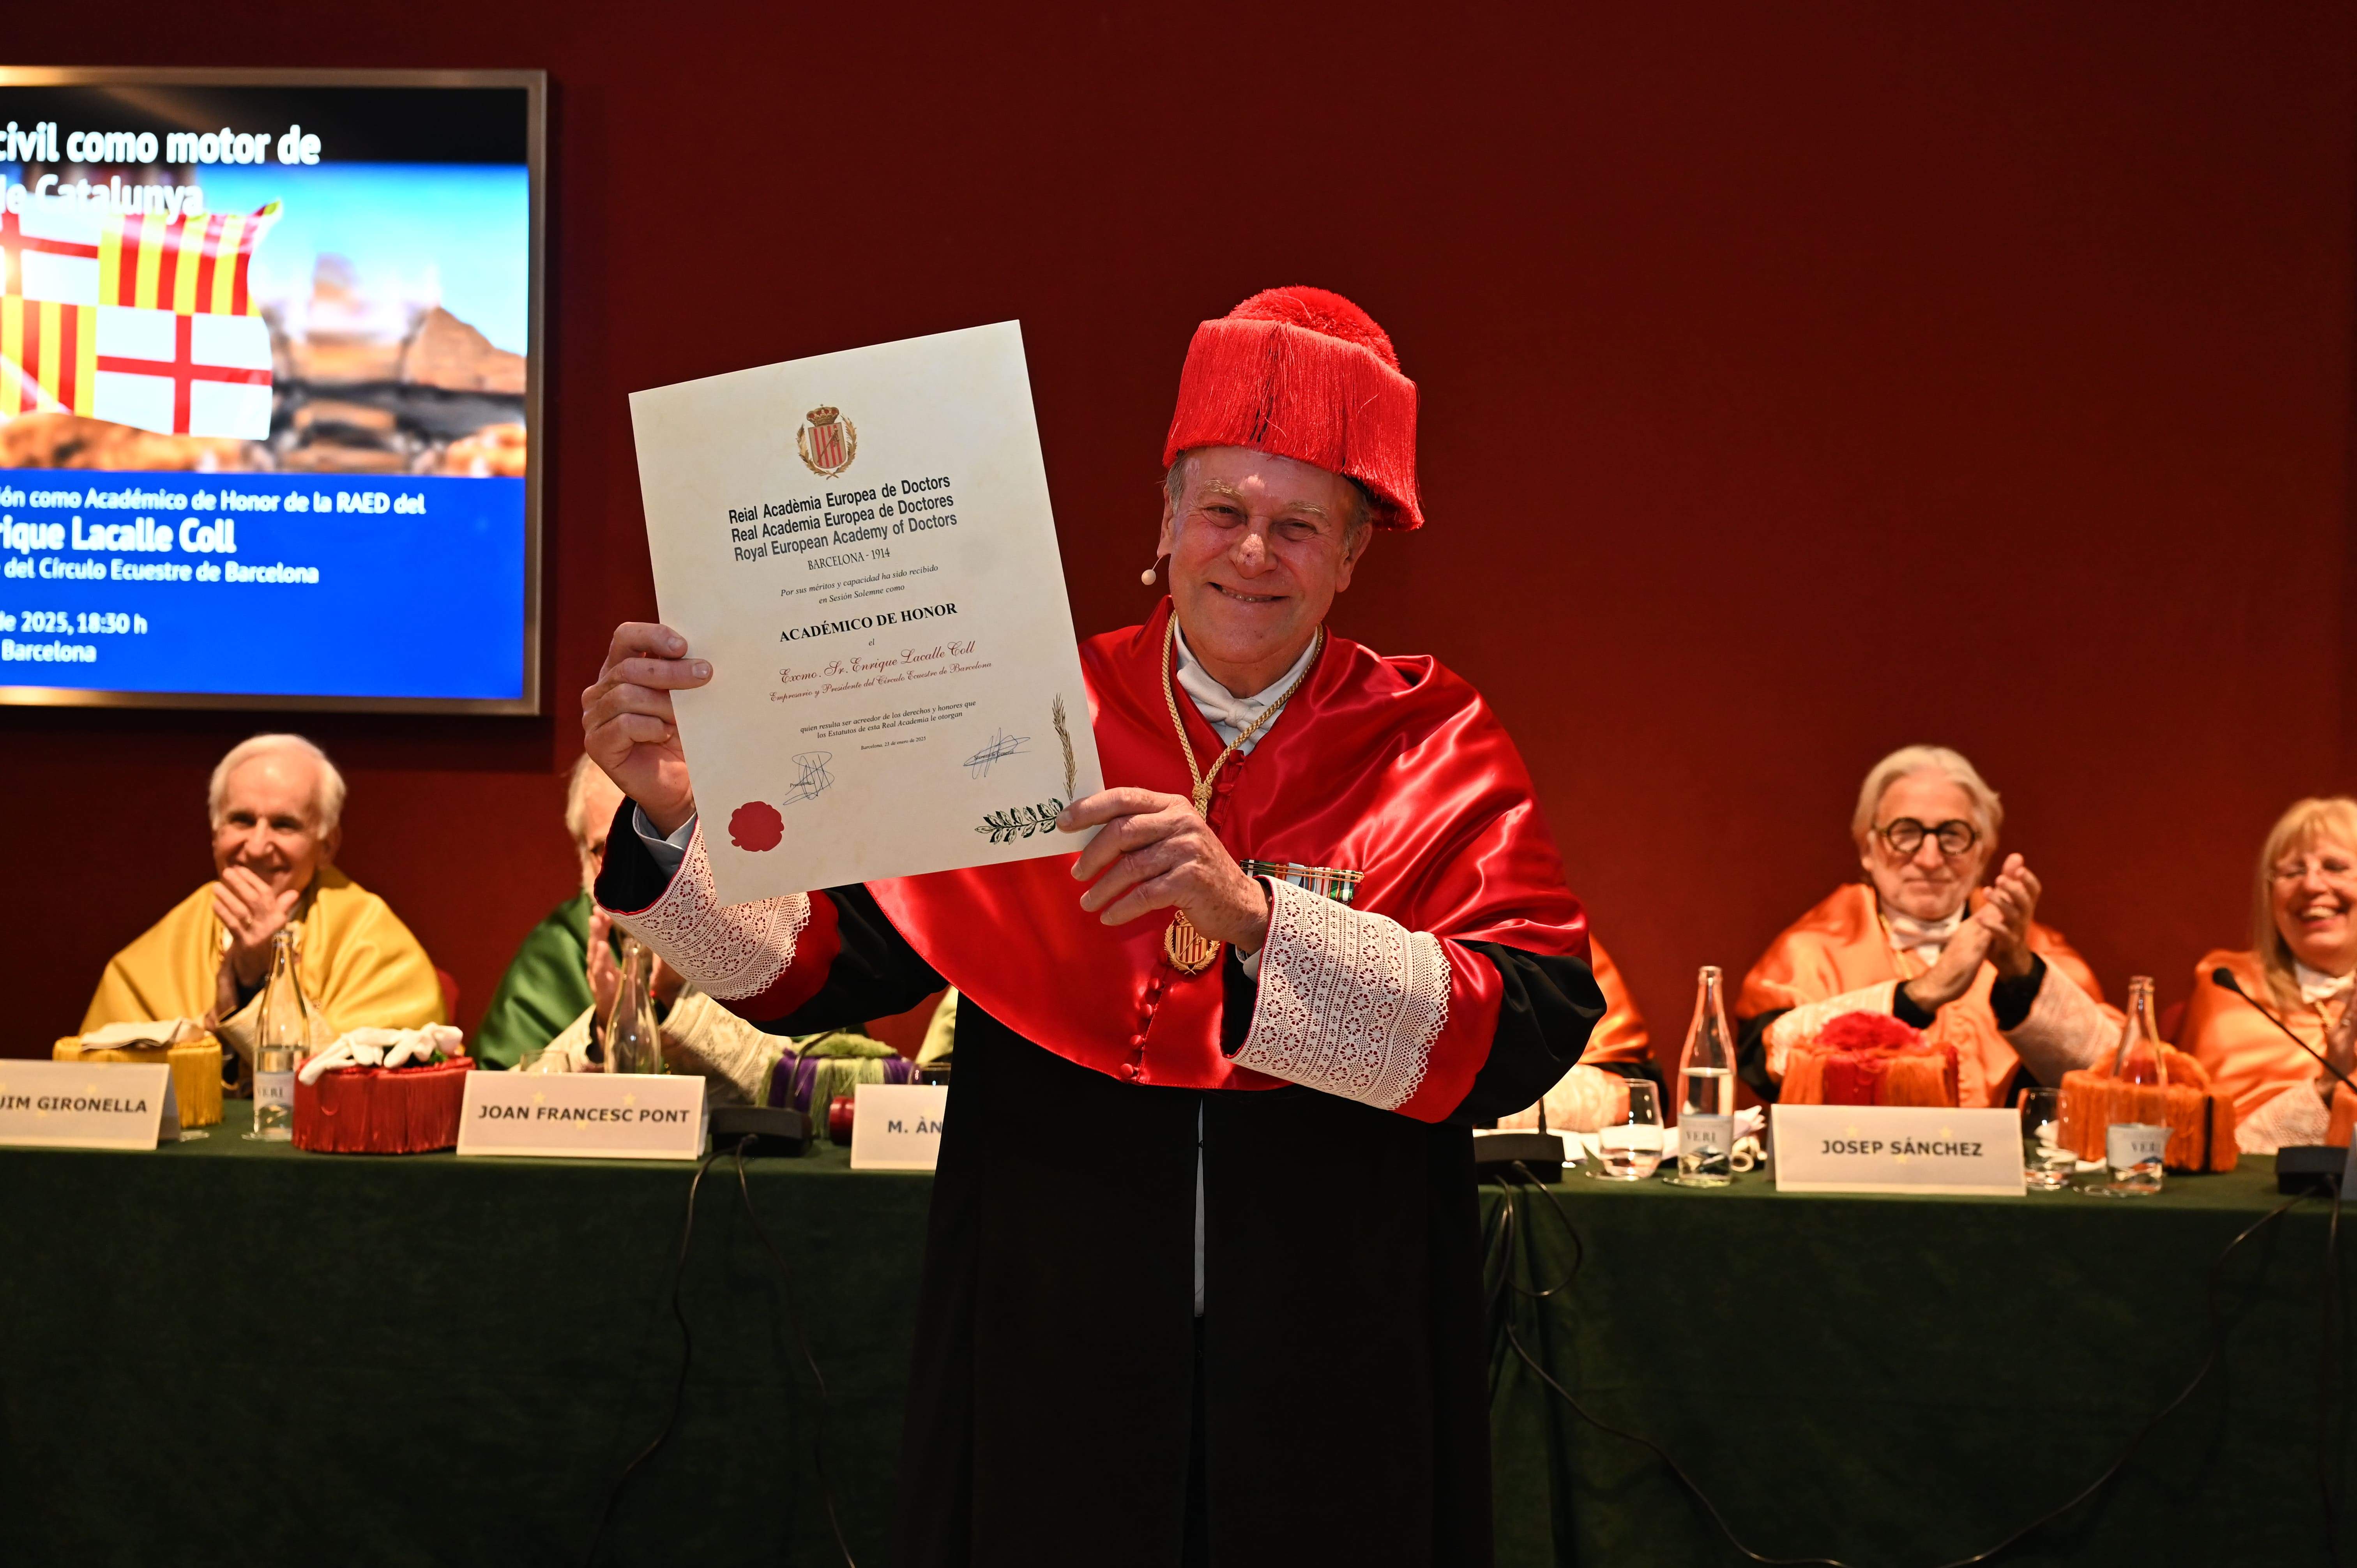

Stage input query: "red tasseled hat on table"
[{"left": 1161, "top": 286, "right": 1424, "bottom": 531}]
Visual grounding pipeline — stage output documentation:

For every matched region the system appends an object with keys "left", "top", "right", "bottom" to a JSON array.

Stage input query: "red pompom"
[
  {"left": 1225, "top": 286, "right": 1401, "bottom": 370},
  {"left": 1812, "top": 1010, "right": 1925, "bottom": 1055},
  {"left": 730, "top": 801, "right": 784, "bottom": 852}
]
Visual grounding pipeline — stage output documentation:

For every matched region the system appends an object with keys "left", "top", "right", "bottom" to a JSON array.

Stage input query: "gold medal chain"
[
  {"left": 1160, "top": 617, "right": 1324, "bottom": 816},
  {"left": 1154, "top": 617, "right": 1324, "bottom": 976}
]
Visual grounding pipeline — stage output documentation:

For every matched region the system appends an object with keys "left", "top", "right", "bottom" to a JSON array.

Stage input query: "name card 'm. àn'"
[
  {"left": 849, "top": 1082, "right": 947, "bottom": 1171},
  {"left": 455, "top": 1072, "right": 706, "bottom": 1161},
  {"left": 0, "top": 1060, "right": 180, "bottom": 1150},
  {"left": 1770, "top": 1104, "right": 2024, "bottom": 1196}
]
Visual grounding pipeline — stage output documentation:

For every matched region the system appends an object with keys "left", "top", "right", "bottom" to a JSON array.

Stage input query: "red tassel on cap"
[{"left": 1161, "top": 286, "right": 1424, "bottom": 531}]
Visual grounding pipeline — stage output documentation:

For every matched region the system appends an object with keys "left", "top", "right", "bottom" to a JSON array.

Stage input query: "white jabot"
[
  {"left": 2295, "top": 961, "right": 2356, "bottom": 1007},
  {"left": 1882, "top": 904, "right": 1965, "bottom": 965},
  {"left": 1171, "top": 624, "right": 1318, "bottom": 755}
]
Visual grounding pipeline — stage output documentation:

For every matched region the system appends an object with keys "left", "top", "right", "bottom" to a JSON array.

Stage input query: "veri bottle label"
[
  {"left": 255, "top": 1072, "right": 295, "bottom": 1111},
  {"left": 1679, "top": 1116, "right": 1732, "bottom": 1158},
  {"left": 2106, "top": 1122, "right": 2166, "bottom": 1168}
]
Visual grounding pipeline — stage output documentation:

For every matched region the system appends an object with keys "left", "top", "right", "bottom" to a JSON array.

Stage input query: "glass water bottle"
[
  {"left": 602, "top": 938, "right": 663, "bottom": 1075},
  {"left": 2103, "top": 975, "right": 2169, "bottom": 1196},
  {"left": 247, "top": 929, "right": 319, "bottom": 1141},
  {"left": 1668, "top": 965, "right": 1737, "bottom": 1187}
]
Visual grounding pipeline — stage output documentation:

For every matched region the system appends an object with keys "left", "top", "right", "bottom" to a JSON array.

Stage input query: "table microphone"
[
  {"left": 2210, "top": 966, "right": 2357, "bottom": 1097},
  {"left": 2212, "top": 966, "right": 2357, "bottom": 1194}
]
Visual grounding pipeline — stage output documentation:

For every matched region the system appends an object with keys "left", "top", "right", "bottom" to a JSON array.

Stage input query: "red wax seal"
[
  {"left": 827, "top": 1094, "right": 856, "bottom": 1145},
  {"left": 729, "top": 801, "right": 784, "bottom": 851}
]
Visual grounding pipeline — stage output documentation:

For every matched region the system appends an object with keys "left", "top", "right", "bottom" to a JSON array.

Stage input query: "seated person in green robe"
[
  {"left": 483, "top": 758, "right": 904, "bottom": 1105},
  {"left": 471, "top": 756, "right": 624, "bottom": 1069}
]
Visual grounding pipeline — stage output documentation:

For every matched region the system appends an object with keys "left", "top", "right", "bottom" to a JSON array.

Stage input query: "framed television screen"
[{"left": 0, "top": 67, "right": 544, "bottom": 712}]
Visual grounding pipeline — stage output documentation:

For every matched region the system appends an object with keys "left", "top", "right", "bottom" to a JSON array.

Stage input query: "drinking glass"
[
  {"left": 1589, "top": 1081, "right": 1665, "bottom": 1181},
  {"left": 2020, "top": 1088, "right": 2074, "bottom": 1190}
]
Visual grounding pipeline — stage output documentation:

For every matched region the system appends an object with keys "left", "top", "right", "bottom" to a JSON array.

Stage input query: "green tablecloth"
[
  {"left": 1488, "top": 1155, "right": 2357, "bottom": 1567},
  {"left": 2, "top": 1105, "right": 2349, "bottom": 1566}
]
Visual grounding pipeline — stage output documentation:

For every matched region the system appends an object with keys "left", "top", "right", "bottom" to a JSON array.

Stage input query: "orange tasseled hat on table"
[{"left": 1161, "top": 286, "right": 1424, "bottom": 531}]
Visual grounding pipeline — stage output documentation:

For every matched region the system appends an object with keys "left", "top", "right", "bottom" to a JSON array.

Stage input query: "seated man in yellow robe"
[
  {"left": 1736, "top": 744, "right": 2115, "bottom": 1108},
  {"left": 78, "top": 733, "right": 444, "bottom": 1082}
]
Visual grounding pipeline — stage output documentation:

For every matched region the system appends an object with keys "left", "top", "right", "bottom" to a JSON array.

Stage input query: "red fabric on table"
[{"left": 293, "top": 1058, "right": 474, "bottom": 1154}]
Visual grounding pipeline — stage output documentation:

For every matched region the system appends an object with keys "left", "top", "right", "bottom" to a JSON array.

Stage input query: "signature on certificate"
[
  {"left": 963, "top": 729, "right": 1029, "bottom": 779},
  {"left": 783, "top": 751, "right": 835, "bottom": 803}
]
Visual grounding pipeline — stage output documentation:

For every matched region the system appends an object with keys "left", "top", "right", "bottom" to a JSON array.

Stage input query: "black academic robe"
[{"left": 595, "top": 609, "right": 1602, "bottom": 1566}]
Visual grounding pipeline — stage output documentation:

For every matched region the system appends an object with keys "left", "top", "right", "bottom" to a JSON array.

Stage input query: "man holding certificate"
[{"left": 586, "top": 287, "right": 1604, "bottom": 1566}]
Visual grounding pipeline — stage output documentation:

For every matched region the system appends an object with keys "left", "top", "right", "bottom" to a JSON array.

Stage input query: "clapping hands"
[{"left": 1975, "top": 853, "right": 2042, "bottom": 979}]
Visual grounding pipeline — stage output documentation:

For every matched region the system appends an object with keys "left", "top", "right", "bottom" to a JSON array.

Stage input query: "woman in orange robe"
[
  {"left": 1498, "top": 934, "right": 1657, "bottom": 1130},
  {"left": 2182, "top": 796, "right": 2357, "bottom": 1152},
  {"left": 1736, "top": 745, "right": 2117, "bottom": 1109}
]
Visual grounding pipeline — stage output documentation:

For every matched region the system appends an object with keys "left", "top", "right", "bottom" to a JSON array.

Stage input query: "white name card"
[
  {"left": 0, "top": 1060, "right": 180, "bottom": 1150},
  {"left": 455, "top": 1072, "right": 707, "bottom": 1161},
  {"left": 849, "top": 1082, "right": 947, "bottom": 1171},
  {"left": 1771, "top": 1104, "right": 2024, "bottom": 1196}
]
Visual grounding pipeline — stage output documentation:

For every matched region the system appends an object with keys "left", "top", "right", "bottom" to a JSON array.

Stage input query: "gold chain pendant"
[{"left": 1163, "top": 910, "right": 1221, "bottom": 975}]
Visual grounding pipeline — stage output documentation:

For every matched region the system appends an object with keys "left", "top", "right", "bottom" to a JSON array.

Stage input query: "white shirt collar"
[
  {"left": 1881, "top": 902, "right": 1964, "bottom": 964},
  {"left": 2294, "top": 961, "right": 2355, "bottom": 1007},
  {"left": 1170, "top": 623, "right": 1318, "bottom": 756}
]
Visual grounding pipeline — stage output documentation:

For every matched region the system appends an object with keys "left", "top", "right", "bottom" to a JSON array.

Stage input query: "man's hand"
[
  {"left": 1903, "top": 918, "right": 1996, "bottom": 1014},
  {"left": 1975, "top": 853, "right": 2042, "bottom": 979},
  {"left": 581, "top": 622, "right": 710, "bottom": 836},
  {"left": 213, "top": 865, "right": 300, "bottom": 993},
  {"left": 1060, "top": 788, "right": 1272, "bottom": 952}
]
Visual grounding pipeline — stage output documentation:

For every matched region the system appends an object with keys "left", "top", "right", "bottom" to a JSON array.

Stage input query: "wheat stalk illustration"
[{"left": 1053, "top": 694, "right": 1076, "bottom": 800}]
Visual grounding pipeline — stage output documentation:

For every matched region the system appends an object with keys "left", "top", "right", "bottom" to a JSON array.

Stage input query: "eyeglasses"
[
  {"left": 1876, "top": 818, "right": 1979, "bottom": 858},
  {"left": 2272, "top": 855, "right": 2357, "bottom": 885}
]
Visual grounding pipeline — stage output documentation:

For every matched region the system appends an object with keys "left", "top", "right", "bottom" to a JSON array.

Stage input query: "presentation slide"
[{"left": 0, "top": 76, "right": 538, "bottom": 708}]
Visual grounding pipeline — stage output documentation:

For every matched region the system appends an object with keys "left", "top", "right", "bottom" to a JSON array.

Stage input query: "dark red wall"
[{"left": 7, "top": 2, "right": 2353, "bottom": 1062}]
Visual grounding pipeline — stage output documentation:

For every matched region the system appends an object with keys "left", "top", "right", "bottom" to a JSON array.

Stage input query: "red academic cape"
[
  {"left": 597, "top": 602, "right": 1602, "bottom": 1568},
  {"left": 717, "top": 597, "right": 1592, "bottom": 1124}
]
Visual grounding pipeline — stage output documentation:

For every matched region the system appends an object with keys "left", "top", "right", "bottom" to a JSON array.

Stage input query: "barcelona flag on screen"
[{"left": 0, "top": 200, "right": 278, "bottom": 437}]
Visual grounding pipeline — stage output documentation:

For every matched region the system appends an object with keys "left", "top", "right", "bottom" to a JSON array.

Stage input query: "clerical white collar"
[
  {"left": 1171, "top": 623, "right": 1319, "bottom": 755},
  {"left": 2294, "top": 961, "right": 2355, "bottom": 1007},
  {"left": 1881, "top": 902, "right": 1963, "bottom": 963}
]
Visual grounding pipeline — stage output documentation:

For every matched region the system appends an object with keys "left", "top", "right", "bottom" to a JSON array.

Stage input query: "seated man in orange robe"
[
  {"left": 1498, "top": 935, "right": 1657, "bottom": 1130},
  {"left": 2182, "top": 796, "right": 2357, "bottom": 1151},
  {"left": 1736, "top": 744, "right": 2115, "bottom": 1108}
]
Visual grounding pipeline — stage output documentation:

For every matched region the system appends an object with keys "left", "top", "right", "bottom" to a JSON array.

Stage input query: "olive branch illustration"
[{"left": 974, "top": 696, "right": 1079, "bottom": 844}]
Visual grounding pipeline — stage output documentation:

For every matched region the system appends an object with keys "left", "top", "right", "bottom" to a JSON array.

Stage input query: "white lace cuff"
[
  {"left": 601, "top": 823, "right": 812, "bottom": 1002},
  {"left": 1761, "top": 984, "right": 1898, "bottom": 1081},
  {"left": 661, "top": 991, "right": 786, "bottom": 1106},
  {"left": 2237, "top": 1081, "right": 2333, "bottom": 1155},
  {"left": 1230, "top": 877, "right": 1450, "bottom": 1111},
  {"left": 2003, "top": 967, "right": 2113, "bottom": 1082}
]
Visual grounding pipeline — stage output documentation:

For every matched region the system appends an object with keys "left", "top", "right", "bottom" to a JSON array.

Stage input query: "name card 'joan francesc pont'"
[
  {"left": 455, "top": 1072, "right": 706, "bottom": 1161},
  {"left": 629, "top": 321, "right": 1106, "bottom": 907}
]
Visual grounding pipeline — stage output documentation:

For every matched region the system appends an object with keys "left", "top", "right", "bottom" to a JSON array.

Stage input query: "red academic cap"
[{"left": 1160, "top": 286, "right": 1423, "bottom": 531}]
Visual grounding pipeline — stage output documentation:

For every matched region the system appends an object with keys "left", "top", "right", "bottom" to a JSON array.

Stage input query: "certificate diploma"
[{"left": 629, "top": 321, "right": 1104, "bottom": 906}]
